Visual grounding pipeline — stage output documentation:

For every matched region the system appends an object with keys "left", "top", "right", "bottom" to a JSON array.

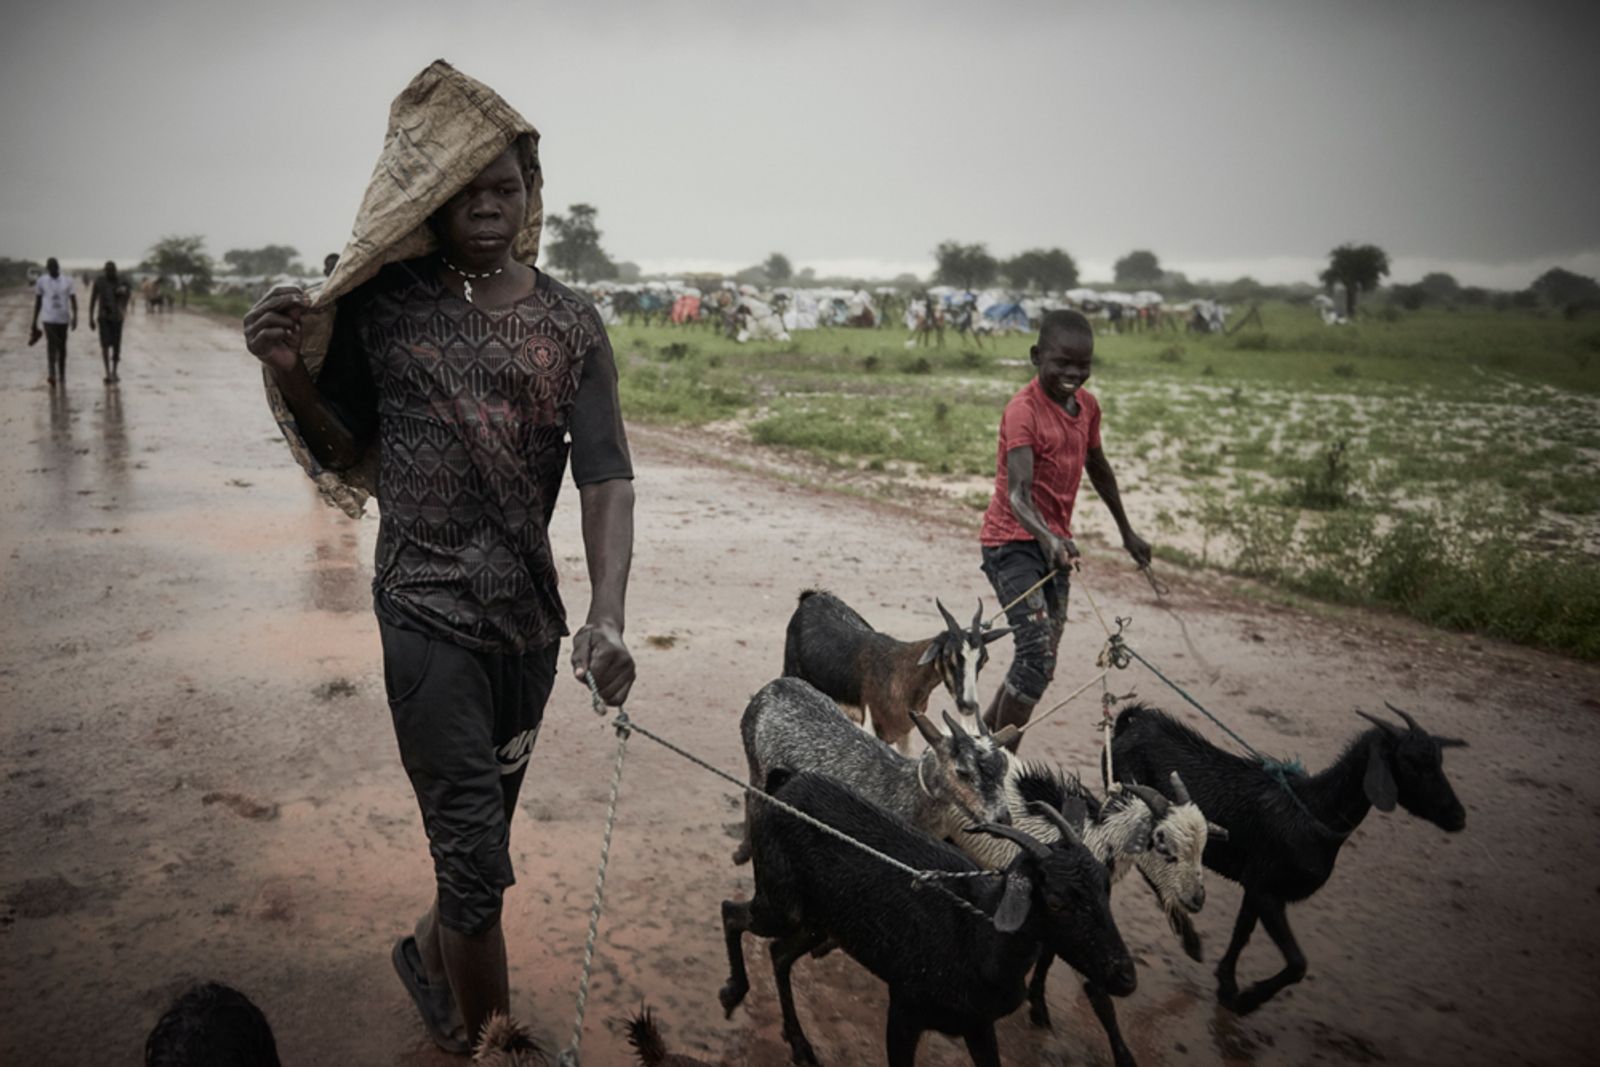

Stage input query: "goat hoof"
[
  {"left": 718, "top": 981, "right": 747, "bottom": 1018},
  {"left": 787, "top": 1038, "right": 819, "bottom": 1065},
  {"left": 1230, "top": 986, "right": 1271, "bottom": 1016}
]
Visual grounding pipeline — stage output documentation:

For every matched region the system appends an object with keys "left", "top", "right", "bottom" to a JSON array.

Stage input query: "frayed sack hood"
[{"left": 263, "top": 59, "right": 542, "bottom": 517}]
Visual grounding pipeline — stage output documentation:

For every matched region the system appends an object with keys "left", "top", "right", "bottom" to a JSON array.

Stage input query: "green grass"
[{"left": 187, "top": 291, "right": 256, "bottom": 320}]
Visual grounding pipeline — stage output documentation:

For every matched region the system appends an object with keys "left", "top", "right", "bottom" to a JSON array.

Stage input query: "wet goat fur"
[
  {"left": 732, "top": 677, "right": 1010, "bottom": 865},
  {"left": 721, "top": 771, "right": 1134, "bottom": 1066},
  {"left": 1109, "top": 701, "right": 1466, "bottom": 1013}
]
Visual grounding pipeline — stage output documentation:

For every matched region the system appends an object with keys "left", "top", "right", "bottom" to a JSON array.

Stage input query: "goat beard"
[{"left": 1139, "top": 865, "right": 1206, "bottom": 963}]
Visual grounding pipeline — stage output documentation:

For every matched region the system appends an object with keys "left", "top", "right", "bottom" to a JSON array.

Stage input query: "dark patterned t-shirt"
[{"left": 318, "top": 260, "right": 633, "bottom": 653}]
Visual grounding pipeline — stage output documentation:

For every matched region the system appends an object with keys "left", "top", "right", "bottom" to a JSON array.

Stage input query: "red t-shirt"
[{"left": 980, "top": 378, "right": 1102, "bottom": 546}]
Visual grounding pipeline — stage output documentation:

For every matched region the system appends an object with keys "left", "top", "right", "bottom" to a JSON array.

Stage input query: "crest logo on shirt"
[{"left": 524, "top": 337, "right": 565, "bottom": 375}]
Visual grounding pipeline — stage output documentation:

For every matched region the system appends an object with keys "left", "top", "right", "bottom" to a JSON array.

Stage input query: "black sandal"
[{"left": 392, "top": 935, "right": 470, "bottom": 1054}]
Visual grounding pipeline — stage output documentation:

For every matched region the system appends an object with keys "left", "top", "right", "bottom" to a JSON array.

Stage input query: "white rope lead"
[{"left": 556, "top": 677, "right": 632, "bottom": 1067}]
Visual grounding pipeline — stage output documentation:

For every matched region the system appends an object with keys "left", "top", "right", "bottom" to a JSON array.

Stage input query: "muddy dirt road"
[{"left": 2, "top": 289, "right": 1598, "bottom": 1066}]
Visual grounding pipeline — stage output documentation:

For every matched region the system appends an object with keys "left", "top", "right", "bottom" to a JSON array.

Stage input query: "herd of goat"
[{"left": 716, "top": 589, "right": 1470, "bottom": 1067}]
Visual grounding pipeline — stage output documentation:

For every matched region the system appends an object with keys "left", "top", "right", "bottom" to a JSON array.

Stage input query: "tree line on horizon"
[{"left": 9, "top": 206, "right": 1598, "bottom": 319}]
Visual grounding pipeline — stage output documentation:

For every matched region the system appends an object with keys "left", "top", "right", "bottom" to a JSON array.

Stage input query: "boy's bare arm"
[
  {"left": 1006, "top": 445, "right": 1077, "bottom": 569},
  {"left": 242, "top": 285, "right": 366, "bottom": 470},
  {"left": 1086, "top": 446, "right": 1152, "bottom": 566},
  {"left": 572, "top": 478, "right": 635, "bottom": 706}
]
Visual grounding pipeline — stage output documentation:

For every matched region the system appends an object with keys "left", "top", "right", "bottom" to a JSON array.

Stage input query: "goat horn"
[
  {"left": 1025, "top": 801, "right": 1083, "bottom": 848},
  {"left": 1206, "top": 821, "right": 1229, "bottom": 842},
  {"left": 910, "top": 711, "right": 944, "bottom": 749},
  {"left": 1125, "top": 783, "right": 1171, "bottom": 819},
  {"left": 1168, "top": 771, "right": 1192, "bottom": 806},
  {"left": 1384, "top": 702, "right": 1422, "bottom": 732},
  {"left": 1355, "top": 709, "right": 1400, "bottom": 735},
  {"left": 974, "top": 704, "right": 992, "bottom": 737},
  {"left": 941, "top": 709, "right": 969, "bottom": 740},
  {"left": 970, "top": 821, "right": 1052, "bottom": 860},
  {"left": 936, "top": 598, "right": 962, "bottom": 637},
  {"left": 971, "top": 600, "right": 985, "bottom": 637}
]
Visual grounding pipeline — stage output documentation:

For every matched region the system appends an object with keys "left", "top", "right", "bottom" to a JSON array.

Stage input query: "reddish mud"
[{"left": 1, "top": 288, "right": 1598, "bottom": 1066}]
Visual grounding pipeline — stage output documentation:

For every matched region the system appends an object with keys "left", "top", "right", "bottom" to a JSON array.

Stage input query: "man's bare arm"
[
  {"left": 571, "top": 478, "right": 635, "bottom": 706},
  {"left": 1005, "top": 445, "right": 1076, "bottom": 569},
  {"left": 242, "top": 285, "right": 365, "bottom": 470},
  {"left": 88, "top": 286, "right": 99, "bottom": 328},
  {"left": 1086, "top": 446, "right": 1151, "bottom": 566}
]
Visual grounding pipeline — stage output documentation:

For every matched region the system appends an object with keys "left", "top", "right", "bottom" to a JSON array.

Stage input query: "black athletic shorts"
[
  {"left": 98, "top": 317, "right": 123, "bottom": 348},
  {"left": 380, "top": 619, "right": 558, "bottom": 934}
]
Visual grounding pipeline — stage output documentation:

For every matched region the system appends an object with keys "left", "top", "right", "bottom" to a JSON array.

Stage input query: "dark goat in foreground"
[
  {"left": 1112, "top": 701, "right": 1467, "bottom": 1014},
  {"left": 720, "top": 771, "right": 1135, "bottom": 1067},
  {"left": 783, "top": 590, "right": 1011, "bottom": 752}
]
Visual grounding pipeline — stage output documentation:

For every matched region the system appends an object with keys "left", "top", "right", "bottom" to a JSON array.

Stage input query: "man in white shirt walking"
[{"left": 31, "top": 258, "right": 78, "bottom": 387}]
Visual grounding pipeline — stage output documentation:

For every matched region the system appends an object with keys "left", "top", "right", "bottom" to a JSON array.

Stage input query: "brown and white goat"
[{"left": 782, "top": 589, "right": 1011, "bottom": 753}]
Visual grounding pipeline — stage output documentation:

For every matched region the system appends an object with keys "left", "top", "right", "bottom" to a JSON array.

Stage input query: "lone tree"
[
  {"left": 222, "top": 245, "right": 301, "bottom": 277},
  {"left": 147, "top": 235, "right": 213, "bottom": 306},
  {"left": 1113, "top": 249, "right": 1162, "bottom": 287},
  {"left": 545, "top": 203, "right": 617, "bottom": 283},
  {"left": 763, "top": 253, "right": 793, "bottom": 285},
  {"left": 933, "top": 241, "right": 998, "bottom": 290},
  {"left": 1529, "top": 267, "right": 1600, "bottom": 310},
  {"left": 1003, "top": 248, "right": 1079, "bottom": 293},
  {"left": 1319, "top": 243, "right": 1390, "bottom": 318}
]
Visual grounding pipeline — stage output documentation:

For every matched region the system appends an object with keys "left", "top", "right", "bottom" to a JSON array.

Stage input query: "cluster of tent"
[{"left": 583, "top": 278, "right": 1240, "bottom": 341}]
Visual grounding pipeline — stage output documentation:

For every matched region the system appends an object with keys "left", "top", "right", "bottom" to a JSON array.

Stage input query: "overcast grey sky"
[{"left": 3, "top": 0, "right": 1598, "bottom": 286}]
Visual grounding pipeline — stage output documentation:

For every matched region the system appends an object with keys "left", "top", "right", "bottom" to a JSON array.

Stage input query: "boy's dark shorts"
[
  {"left": 380, "top": 619, "right": 557, "bottom": 935},
  {"left": 98, "top": 317, "right": 123, "bottom": 348}
]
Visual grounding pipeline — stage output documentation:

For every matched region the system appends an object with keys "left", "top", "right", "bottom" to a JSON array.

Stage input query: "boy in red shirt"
[{"left": 980, "top": 309, "right": 1150, "bottom": 750}]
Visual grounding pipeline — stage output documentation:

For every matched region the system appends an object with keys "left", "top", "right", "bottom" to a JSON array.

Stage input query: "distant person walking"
[
  {"left": 31, "top": 257, "right": 77, "bottom": 387},
  {"left": 89, "top": 261, "right": 132, "bottom": 383}
]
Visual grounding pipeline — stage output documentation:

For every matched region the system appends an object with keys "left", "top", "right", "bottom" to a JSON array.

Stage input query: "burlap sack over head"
[{"left": 263, "top": 59, "right": 543, "bottom": 518}]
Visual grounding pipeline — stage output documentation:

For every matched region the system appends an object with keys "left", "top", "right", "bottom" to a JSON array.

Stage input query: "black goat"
[
  {"left": 1111, "top": 701, "right": 1467, "bottom": 1014},
  {"left": 720, "top": 770, "right": 1135, "bottom": 1067},
  {"left": 783, "top": 590, "right": 1012, "bottom": 753}
]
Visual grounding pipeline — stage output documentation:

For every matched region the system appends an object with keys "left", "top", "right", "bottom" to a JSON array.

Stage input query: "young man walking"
[
  {"left": 980, "top": 309, "right": 1150, "bottom": 751},
  {"left": 31, "top": 257, "right": 77, "bottom": 386},
  {"left": 89, "top": 261, "right": 132, "bottom": 382},
  {"left": 243, "top": 62, "right": 635, "bottom": 1054}
]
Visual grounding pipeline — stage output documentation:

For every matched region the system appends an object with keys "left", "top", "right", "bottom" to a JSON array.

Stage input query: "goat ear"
[
  {"left": 910, "top": 711, "right": 943, "bottom": 748},
  {"left": 981, "top": 626, "right": 1013, "bottom": 645},
  {"left": 1206, "top": 821, "right": 1229, "bottom": 842},
  {"left": 1169, "top": 908, "right": 1204, "bottom": 963},
  {"left": 993, "top": 871, "right": 1033, "bottom": 933},
  {"left": 917, "top": 638, "right": 941, "bottom": 666},
  {"left": 1363, "top": 737, "right": 1398, "bottom": 812}
]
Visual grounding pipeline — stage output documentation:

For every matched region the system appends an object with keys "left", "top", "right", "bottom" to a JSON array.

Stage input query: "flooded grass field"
[{"left": 607, "top": 303, "right": 1600, "bottom": 657}]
